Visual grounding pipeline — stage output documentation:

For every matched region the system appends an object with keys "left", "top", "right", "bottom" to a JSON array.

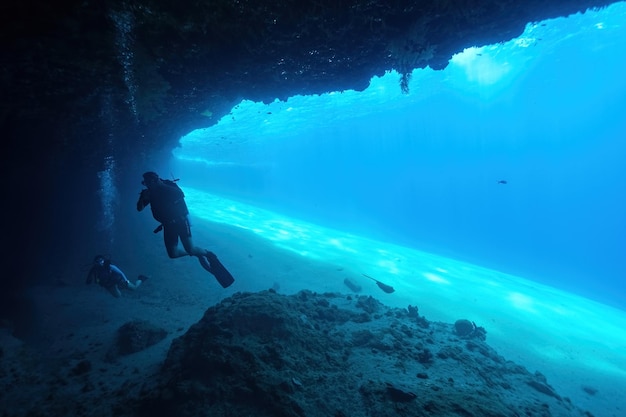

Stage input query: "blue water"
[{"left": 172, "top": 3, "right": 626, "bottom": 309}]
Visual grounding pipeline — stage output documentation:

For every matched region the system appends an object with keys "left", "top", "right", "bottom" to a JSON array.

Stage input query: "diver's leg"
[
  {"left": 125, "top": 280, "right": 140, "bottom": 290},
  {"left": 179, "top": 219, "right": 206, "bottom": 257},
  {"left": 163, "top": 225, "right": 188, "bottom": 258},
  {"left": 180, "top": 235, "right": 206, "bottom": 257},
  {"left": 106, "top": 285, "right": 121, "bottom": 298},
  {"left": 121, "top": 275, "right": 148, "bottom": 291},
  {"left": 130, "top": 275, "right": 149, "bottom": 289},
  {"left": 176, "top": 221, "right": 215, "bottom": 272}
]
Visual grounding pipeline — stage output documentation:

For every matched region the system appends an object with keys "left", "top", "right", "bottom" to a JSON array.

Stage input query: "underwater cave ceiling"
[{"left": 1, "top": 0, "right": 615, "bottom": 166}]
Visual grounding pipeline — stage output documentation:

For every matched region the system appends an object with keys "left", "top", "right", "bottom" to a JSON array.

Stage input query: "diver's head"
[
  {"left": 142, "top": 171, "right": 160, "bottom": 187},
  {"left": 93, "top": 255, "right": 105, "bottom": 266}
]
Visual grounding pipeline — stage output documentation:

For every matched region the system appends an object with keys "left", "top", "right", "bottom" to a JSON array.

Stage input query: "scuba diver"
[
  {"left": 136, "top": 171, "right": 234, "bottom": 288},
  {"left": 86, "top": 255, "right": 148, "bottom": 298}
]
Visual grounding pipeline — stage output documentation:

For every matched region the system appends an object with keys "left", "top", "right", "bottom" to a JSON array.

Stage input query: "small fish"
[
  {"left": 362, "top": 274, "right": 395, "bottom": 294},
  {"left": 497, "top": 180, "right": 508, "bottom": 185}
]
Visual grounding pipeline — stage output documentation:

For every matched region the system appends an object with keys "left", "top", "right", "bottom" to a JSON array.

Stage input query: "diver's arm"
[{"left": 137, "top": 189, "right": 150, "bottom": 211}]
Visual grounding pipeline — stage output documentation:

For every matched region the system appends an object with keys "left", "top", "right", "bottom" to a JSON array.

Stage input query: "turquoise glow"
[
  {"left": 185, "top": 186, "right": 626, "bottom": 380},
  {"left": 172, "top": 2, "right": 626, "bottom": 308},
  {"left": 163, "top": 5, "right": 626, "bottom": 413}
]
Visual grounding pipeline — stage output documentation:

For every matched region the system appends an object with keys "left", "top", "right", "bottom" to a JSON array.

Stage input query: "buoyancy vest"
[
  {"left": 149, "top": 180, "right": 189, "bottom": 223},
  {"left": 90, "top": 261, "right": 116, "bottom": 287}
]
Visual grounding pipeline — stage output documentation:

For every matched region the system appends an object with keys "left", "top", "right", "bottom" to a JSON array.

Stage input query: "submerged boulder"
[
  {"left": 106, "top": 319, "right": 168, "bottom": 360},
  {"left": 135, "top": 290, "right": 591, "bottom": 417}
]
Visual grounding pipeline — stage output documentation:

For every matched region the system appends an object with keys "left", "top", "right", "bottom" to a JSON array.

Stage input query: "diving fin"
[{"left": 199, "top": 251, "right": 235, "bottom": 288}]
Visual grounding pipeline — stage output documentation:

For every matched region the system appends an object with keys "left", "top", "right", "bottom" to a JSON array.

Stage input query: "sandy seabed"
[{"left": 1, "top": 218, "right": 624, "bottom": 416}]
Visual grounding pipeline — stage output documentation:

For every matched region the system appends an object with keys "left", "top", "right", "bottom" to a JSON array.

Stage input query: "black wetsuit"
[{"left": 137, "top": 179, "right": 192, "bottom": 247}]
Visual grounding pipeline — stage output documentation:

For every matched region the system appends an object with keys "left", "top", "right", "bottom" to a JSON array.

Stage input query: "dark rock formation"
[
  {"left": 106, "top": 319, "right": 168, "bottom": 360},
  {"left": 455, "top": 319, "right": 476, "bottom": 337},
  {"left": 133, "top": 290, "right": 591, "bottom": 417},
  {"left": 2, "top": 0, "right": 615, "bottom": 158}
]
